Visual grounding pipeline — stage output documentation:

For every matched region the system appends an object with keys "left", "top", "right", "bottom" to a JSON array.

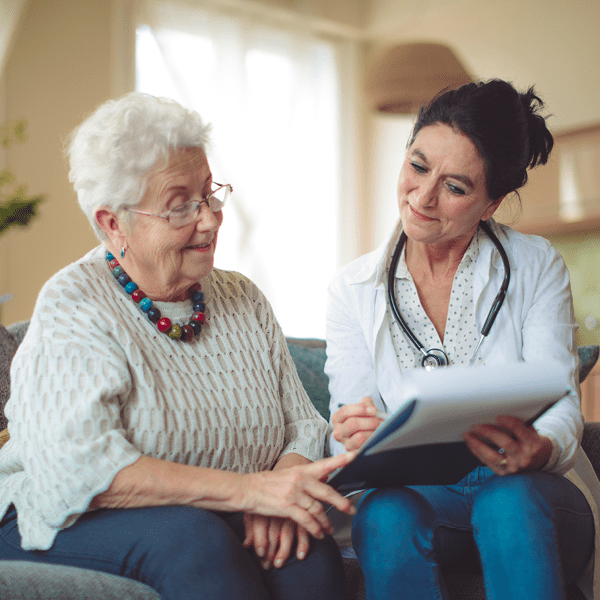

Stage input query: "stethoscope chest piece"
[{"left": 421, "top": 349, "right": 449, "bottom": 370}]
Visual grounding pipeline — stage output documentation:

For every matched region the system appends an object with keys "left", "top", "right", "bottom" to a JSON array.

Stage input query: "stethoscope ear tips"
[{"left": 421, "top": 349, "right": 449, "bottom": 370}]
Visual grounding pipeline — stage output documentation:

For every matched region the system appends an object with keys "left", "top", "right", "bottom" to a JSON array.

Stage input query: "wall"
[
  {"left": 364, "top": 0, "right": 600, "bottom": 132},
  {"left": 0, "top": 0, "right": 116, "bottom": 325}
]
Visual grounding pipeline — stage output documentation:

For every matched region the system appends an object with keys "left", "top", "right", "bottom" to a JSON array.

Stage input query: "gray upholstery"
[
  {"left": 0, "top": 322, "right": 598, "bottom": 600},
  {"left": 0, "top": 561, "right": 161, "bottom": 600}
]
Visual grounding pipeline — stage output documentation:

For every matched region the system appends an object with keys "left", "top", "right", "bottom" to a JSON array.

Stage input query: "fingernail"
[
  {"left": 256, "top": 547, "right": 265, "bottom": 558},
  {"left": 297, "top": 551, "right": 306, "bottom": 560},
  {"left": 274, "top": 558, "right": 283, "bottom": 568},
  {"left": 262, "top": 561, "right": 270, "bottom": 570}
]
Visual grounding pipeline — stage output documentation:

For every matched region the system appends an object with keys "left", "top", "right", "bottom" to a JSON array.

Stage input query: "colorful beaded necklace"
[{"left": 106, "top": 251, "right": 206, "bottom": 342}]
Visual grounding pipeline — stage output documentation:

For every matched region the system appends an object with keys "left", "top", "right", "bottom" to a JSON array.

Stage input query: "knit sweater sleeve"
[
  {"left": 242, "top": 276, "right": 328, "bottom": 463},
  {"left": 0, "top": 266, "right": 142, "bottom": 550}
]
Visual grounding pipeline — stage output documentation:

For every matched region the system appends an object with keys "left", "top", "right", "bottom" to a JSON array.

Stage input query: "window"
[{"left": 135, "top": 5, "right": 349, "bottom": 338}]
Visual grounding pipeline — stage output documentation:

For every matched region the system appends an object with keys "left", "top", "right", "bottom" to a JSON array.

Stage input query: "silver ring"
[{"left": 498, "top": 448, "right": 505, "bottom": 454}]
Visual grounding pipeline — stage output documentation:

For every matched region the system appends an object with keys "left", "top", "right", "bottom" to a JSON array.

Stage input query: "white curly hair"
[{"left": 67, "top": 93, "right": 212, "bottom": 240}]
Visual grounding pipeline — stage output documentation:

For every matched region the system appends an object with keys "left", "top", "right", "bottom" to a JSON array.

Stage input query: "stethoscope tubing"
[{"left": 387, "top": 219, "right": 511, "bottom": 368}]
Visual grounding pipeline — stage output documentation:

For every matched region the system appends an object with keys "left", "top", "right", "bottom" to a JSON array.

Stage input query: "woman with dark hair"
[{"left": 326, "top": 80, "right": 599, "bottom": 600}]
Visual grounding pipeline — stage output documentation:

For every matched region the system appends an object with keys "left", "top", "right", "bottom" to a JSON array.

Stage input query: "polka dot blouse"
[{"left": 388, "top": 228, "right": 485, "bottom": 372}]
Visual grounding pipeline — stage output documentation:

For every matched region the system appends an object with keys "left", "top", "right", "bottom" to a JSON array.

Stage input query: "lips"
[
  {"left": 186, "top": 241, "right": 212, "bottom": 251},
  {"left": 409, "top": 205, "right": 437, "bottom": 221}
]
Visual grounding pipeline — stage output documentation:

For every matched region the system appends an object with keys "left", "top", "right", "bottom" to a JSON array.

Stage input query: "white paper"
[{"left": 363, "top": 361, "right": 571, "bottom": 457}]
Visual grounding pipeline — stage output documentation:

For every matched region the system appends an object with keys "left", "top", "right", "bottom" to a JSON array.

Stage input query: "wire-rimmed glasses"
[{"left": 125, "top": 183, "right": 232, "bottom": 229}]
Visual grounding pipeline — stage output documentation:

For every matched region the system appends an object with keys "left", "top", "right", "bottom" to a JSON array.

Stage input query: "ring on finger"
[
  {"left": 304, "top": 500, "right": 313, "bottom": 511},
  {"left": 498, "top": 458, "right": 508, "bottom": 468}
]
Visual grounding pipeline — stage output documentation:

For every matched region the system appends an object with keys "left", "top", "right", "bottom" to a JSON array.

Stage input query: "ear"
[
  {"left": 95, "top": 209, "right": 126, "bottom": 246},
  {"left": 481, "top": 195, "right": 506, "bottom": 221}
]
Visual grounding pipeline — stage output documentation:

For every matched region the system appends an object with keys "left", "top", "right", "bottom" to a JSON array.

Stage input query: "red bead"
[
  {"left": 131, "top": 289, "right": 146, "bottom": 303},
  {"left": 157, "top": 317, "right": 172, "bottom": 333},
  {"left": 192, "top": 311, "right": 206, "bottom": 324},
  {"left": 181, "top": 324, "right": 194, "bottom": 342},
  {"left": 188, "top": 282, "right": 202, "bottom": 294},
  {"left": 109, "top": 258, "right": 120, "bottom": 270}
]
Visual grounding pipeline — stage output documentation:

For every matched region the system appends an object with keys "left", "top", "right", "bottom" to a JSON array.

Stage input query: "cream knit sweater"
[{"left": 0, "top": 246, "right": 327, "bottom": 550}]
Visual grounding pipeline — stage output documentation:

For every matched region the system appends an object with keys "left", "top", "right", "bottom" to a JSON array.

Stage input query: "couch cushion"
[
  {"left": 579, "top": 345, "right": 600, "bottom": 383},
  {"left": 0, "top": 324, "right": 17, "bottom": 431},
  {"left": 286, "top": 338, "right": 329, "bottom": 420}
]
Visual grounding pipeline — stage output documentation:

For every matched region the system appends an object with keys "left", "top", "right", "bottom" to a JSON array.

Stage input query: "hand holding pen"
[{"left": 331, "top": 397, "right": 389, "bottom": 452}]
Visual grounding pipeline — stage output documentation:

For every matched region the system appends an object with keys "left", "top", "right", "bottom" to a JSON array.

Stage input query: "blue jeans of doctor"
[
  {"left": 352, "top": 467, "right": 594, "bottom": 600},
  {"left": 0, "top": 504, "right": 347, "bottom": 600}
]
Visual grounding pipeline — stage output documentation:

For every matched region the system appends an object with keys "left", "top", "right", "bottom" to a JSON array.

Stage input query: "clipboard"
[{"left": 328, "top": 361, "right": 572, "bottom": 493}]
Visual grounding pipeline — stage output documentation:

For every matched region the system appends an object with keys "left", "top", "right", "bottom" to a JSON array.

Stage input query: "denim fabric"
[
  {"left": 0, "top": 505, "right": 347, "bottom": 600},
  {"left": 352, "top": 467, "right": 594, "bottom": 600}
]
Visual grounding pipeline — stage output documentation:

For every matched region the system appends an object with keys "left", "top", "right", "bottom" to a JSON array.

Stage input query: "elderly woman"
[
  {"left": 0, "top": 93, "right": 355, "bottom": 600},
  {"left": 327, "top": 80, "right": 599, "bottom": 600}
]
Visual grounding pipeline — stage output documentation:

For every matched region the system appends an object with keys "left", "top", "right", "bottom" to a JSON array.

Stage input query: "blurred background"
[{"left": 1, "top": 0, "right": 599, "bottom": 411}]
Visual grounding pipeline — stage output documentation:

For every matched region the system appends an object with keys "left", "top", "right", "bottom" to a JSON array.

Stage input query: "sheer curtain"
[{"left": 135, "top": 0, "right": 360, "bottom": 338}]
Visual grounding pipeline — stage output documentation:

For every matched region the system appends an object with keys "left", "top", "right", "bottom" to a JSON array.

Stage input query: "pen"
[{"left": 337, "top": 403, "right": 389, "bottom": 421}]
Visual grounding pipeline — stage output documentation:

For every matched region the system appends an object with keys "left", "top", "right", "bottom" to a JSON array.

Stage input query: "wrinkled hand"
[
  {"left": 243, "top": 514, "right": 310, "bottom": 569},
  {"left": 331, "top": 397, "right": 384, "bottom": 451},
  {"left": 240, "top": 452, "right": 356, "bottom": 540},
  {"left": 463, "top": 415, "right": 553, "bottom": 475}
]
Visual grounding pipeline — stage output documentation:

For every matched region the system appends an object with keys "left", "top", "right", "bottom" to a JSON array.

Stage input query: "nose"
[
  {"left": 195, "top": 201, "right": 221, "bottom": 231},
  {"left": 414, "top": 179, "right": 438, "bottom": 208}
]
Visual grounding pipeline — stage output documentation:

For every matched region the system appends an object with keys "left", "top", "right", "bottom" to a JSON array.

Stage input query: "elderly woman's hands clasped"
[{"left": 242, "top": 452, "right": 356, "bottom": 569}]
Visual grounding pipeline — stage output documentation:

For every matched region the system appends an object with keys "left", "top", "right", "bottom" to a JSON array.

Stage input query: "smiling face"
[
  {"left": 117, "top": 147, "right": 222, "bottom": 301},
  {"left": 398, "top": 123, "right": 502, "bottom": 251}
]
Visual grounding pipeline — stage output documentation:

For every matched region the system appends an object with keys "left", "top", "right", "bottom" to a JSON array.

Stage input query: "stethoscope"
[{"left": 387, "top": 220, "right": 511, "bottom": 370}]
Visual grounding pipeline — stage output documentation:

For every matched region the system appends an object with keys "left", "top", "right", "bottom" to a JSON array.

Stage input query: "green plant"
[{"left": 0, "top": 120, "right": 44, "bottom": 235}]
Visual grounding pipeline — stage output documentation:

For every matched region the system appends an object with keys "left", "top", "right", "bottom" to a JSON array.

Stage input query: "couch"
[{"left": 0, "top": 320, "right": 598, "bottom": 600}]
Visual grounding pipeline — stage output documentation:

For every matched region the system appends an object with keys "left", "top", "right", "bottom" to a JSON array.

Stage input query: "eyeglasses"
[{"left": 125, "top": 183, "right": 232, "bottom": 229}]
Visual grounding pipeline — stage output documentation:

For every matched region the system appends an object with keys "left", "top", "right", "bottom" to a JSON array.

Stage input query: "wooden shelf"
[{"left": 506, "top": 123, "right": 600, "bottom": 236}]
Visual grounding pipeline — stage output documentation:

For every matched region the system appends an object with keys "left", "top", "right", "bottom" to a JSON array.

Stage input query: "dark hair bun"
[{"left": 520, "top": 86, "right": 554, "bottom": 169}]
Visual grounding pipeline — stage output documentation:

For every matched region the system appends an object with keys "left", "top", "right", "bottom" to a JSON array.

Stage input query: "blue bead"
[
  {"left": 193, "top": 302, "right": 206, "bottom": 312},
  {"left": 125, "top": 281, "right": 138, "bottom": 294},
  {"left": 191, "top": 290, "right": 204, "bottom": 302},
  {"left": 139, "top": 297, "right": 152, "bottom": 312},
  {"left": 147, "top": 307, "right": 161, "bottom": 323},
  {"left": 117, "top": 273, "right": 131, "bottom": 287},
  {"left": 106, "top": 252, "right": 114, "bottom": 261},
  {"left": 190, "top": 320, "right": 202, "bottom": 336},
  {"left": 113, "top": 266, "right": 124, "bottom": 277}
]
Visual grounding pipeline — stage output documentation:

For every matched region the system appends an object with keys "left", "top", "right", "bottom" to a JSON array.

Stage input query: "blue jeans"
[
  {"left": 0, "top": 505, "right": 347, "bottom": 600},
  {"left": 352, "top": 467, "right": 594, "bottom": 600}
]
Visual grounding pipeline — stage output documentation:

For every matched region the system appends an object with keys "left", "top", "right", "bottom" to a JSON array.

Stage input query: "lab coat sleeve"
[
  {"left": 325, "top": 267, "right": 384, "bottom": 456},
  {"left": 520, "top": 243, "right": 582, "bottom": 474}
]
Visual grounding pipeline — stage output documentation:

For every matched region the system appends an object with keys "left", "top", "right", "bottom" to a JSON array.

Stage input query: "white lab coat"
[{"left": 325, "top": 219, "right": 600, "bottom": 599}]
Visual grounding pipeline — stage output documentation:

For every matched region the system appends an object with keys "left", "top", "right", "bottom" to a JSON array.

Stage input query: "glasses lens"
[
  {"left": 208, "top": 185, "right": 230, "bottom": 211},
  {"left": 169, "top": 202, "right": 201, "bottom": 228}
]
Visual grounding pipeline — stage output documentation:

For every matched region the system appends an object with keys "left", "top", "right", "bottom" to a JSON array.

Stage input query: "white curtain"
[{"left": 135, "top": 0, "right": 361, "bottom": 338}]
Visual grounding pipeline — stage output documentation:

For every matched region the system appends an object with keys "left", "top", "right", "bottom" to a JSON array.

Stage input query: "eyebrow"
[{"left": 410, "top": 148, "right": 475, "bottom": 190}]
